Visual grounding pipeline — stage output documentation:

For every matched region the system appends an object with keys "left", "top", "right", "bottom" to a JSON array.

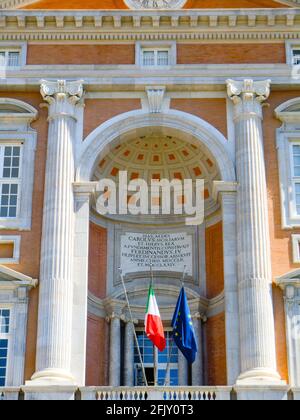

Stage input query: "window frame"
[
  {"left": 0, "top": 144, "right": 22, "bottom": 220},
  {"left": 290, "top": 142, "right": 300, "bottom": 218},
  {"left": 141, "top": 48, "right": 171, "bottom": 68},
  {"left": 0, "top": 266, "right": 37, "bottom": 388},
  {"left": 0, "top": 42, "right": 27, "bottom": 70},
  {"left": 0, "top": 306, "right": 11, "bottom": 387},
  {"left": 0, "top": 49, "right": 21, "bottom": 69},
  {"left": 0, "top": 99, "right": 37, "bottom": 231},
  {"left": 275, "top": 98, "right": 300, "bottom": 229},
  {"left": 0, "top": 135, "right": 36, "bottom": 230},
  {"left": 134, "top": 328, "right": 179, "bottom": 387},
  {"left": 136, "top": 41, "right": 177, "bottom": 68},
  {"left": 286, "top": 40, "right": 300, "bottom": 66},
  {"left": 292, "top": 234, "right": 300, "bottom": 264},
  {"left": 0, "top": 236, "right": 21, "bottom": 264}
]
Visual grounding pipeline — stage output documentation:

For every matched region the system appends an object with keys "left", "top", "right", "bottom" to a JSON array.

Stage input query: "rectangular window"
[
  {"left": 0, "top": 309, "right": 10, "bottom": 387},
  {"left": 134, "top": 331, "right": 179, "bottom": 386},
  {"left": 0, "top": 50, "right": 20, "bottom": 68},
  {"left": 142, "top": 49, "right": 170, "bottom": 67},
  {"left": 293, "top": 49, "right": 300, "bottom": 65},
  {"left": 295, "top": 183, "right": 300, "bottom": 215},
  {"left": 0, "top": 145, "right": 21, "bottom": 219}
]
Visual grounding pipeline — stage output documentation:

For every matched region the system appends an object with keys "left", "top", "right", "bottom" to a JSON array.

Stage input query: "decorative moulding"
[
  {"left": 0, "top": 10, "right": 299, "bottom": 44},
  {"left": 146, "top": 86, "right": 166, "bottom": 113}
]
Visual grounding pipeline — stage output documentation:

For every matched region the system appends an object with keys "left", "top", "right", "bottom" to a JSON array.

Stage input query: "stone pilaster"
[
  {"left": 107, "top": 313, "right": 121, "bottom": 387},
  {"left": 213, "top": 181, "right": 240, "bottom": 385},
  {"left": 72, "top": 182, "right": 97, "bottom": 385},
  {"left": 277, "top": 277, "right": 300, "bottom": 387},
  {"left": 178, "top": 351, "right": 188, "bottom": 386},
  {"left": 192, "top": 313, "right": 204, "bottom": 386},
  {"left": 227, "top": 79, "right": 281, "bottom": 384},
  {"left": 31, "top": 80, "right": 83, "bottom": 384},
  {"left": 124, "top": 320, "right": 135, "bottom": 387}
]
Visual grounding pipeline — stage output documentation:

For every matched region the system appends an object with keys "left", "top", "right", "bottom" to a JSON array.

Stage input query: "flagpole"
[
  {"left": 163, "top": 266, "right": 187, "bottom": 387},
  {"left": 150, "top": 264, "right": 158, "bottom": 387},
  {"left": 119, "top": 268, "right": 148, "bottom": 388}
]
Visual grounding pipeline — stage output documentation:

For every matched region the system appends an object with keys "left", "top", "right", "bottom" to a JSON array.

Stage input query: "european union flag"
[{"left": 172, "top": 287, "right": 198, "bottom": 364}]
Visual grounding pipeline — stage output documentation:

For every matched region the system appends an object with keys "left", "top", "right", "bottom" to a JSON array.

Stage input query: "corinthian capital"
[
  {"left": 40, "top": 80, "right": 84, "bottom": 105},
  {"left": 226, "top": 79, "right": 271, "bottom": 105}
]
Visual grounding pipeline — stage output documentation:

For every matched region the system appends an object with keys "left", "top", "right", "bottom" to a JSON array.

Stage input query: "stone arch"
[
  {"left": 0, "top": 97, "right": 38, "bottom": 117},
  {"left": 76, "top": 109, "right": 236, "bottom": 183}
]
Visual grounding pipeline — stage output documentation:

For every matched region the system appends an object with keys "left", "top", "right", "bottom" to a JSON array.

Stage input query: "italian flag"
[{"left": 145, "top": 284, "right": 166, "bottom": 352}]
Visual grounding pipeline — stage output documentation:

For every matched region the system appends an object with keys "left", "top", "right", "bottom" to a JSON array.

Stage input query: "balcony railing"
[
  {"left": 80, "top": 387, "right": 232, "bottom": 401},
  {"left": 0, "top": 386, "right": 299, "bottom": 400}
]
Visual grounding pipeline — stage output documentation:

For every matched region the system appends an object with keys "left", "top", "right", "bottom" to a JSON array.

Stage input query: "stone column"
[
  {"left": 227, "top": 79, "right": 281, "bottom": 384},
  {"left": 108, "top": 313, "right": 121, "bottom": 387},
  {"left": 124, "top": 321, "right": 135, "bottom": 387},
  {"left": 192, "top": 313, "right": 204, "bottom": 386},
  {"left": 31, "top": 80, "right": 83, "bottom": 384},
  {"left": 178, "top": 351, "right": 188, "bottom": 386}
]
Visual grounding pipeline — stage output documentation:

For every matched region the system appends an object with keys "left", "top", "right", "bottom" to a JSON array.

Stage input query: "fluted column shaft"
[
  {"left": 109, "top": 315, "right": 121, "bottom": 387},
  {"left": 32, "top": 80, "right": 83, "bottom": 384},
  {"left": 124, "top": 321, "right": 134, "bottom": 387},
  {"left": 227, "top": 79, "right": 281, "bottom": 383}
]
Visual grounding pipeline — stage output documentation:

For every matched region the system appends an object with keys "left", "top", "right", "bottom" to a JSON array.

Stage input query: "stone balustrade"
[
  {"left": 82, "top": 386, "right": 232, "bottom": 401},
  {"left": 0, "top": 386, "right": 298, "bottom": 400}
]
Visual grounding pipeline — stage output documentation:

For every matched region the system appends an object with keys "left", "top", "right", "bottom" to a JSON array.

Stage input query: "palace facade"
[{"left": 0, "top": 0, "right": 300, "bottom": 401}]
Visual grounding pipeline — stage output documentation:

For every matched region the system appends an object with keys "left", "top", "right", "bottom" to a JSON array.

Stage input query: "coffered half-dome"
[{"left": 92, "top": 126, "right": 221, "bottom": 224}]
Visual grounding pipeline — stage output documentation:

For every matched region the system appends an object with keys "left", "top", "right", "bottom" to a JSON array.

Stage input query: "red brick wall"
[
  {"left": 26, "top": 43, "right": 285, "bottom": 67},
  {"left": 86, "top": 315, "right": 109, "bottom": 386},
  {"left": 27, "top": 44, "right": 136, "bottom": 65},
  {"left": 0, "top": 92, "right": 48, "bottom": 380},
  {"left": 84, "top": 99, "right": 141, "bottom": 139},
  {"left": 88, "top": 223, "right": 107, "bottom": 299},
  {"left": 177, "top": 43, "right": 286, "bottom": 65},
  {"left": 206, "top": 222, "right": 224, "bottom": 299},
  {"left": 206, "top": 312, "right": 227, "bottom": 386},
  {"left": 171, "top": 99, "right": 227, "bottom": 138},
  {"left": 262, "top": 90, "right": 300, "bottom": 382}
]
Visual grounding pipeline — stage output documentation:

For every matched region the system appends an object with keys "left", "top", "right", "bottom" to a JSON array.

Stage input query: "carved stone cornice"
[{"left": 0, "top": 10, "right": 300, "bottom": 43}]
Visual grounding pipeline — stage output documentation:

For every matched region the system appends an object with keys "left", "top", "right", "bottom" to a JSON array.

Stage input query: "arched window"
[
  {"left": 0, "top": 99, "right": 37, "bottom": 230},
  {"left": 275, "top": 98, "right": 300, "bottom": 229}
]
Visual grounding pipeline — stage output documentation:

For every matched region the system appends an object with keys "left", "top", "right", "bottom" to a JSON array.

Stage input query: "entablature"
[{"left": 0, "top": 9, "right": 299, "bottom": 42}]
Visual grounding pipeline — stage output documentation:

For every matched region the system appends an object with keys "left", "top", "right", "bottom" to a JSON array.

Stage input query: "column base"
[
  {"left": 28, "top": 368, "right": 76, "bottom": 386},
  {"left": 234, "top": 385, "right": 290, "bottom": 401},
  {"left": 236, "top": 368, "right": 285, "bottom": 385},
  {"left": 22, "top": 385, "right": 78, "bottom": 401}
]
